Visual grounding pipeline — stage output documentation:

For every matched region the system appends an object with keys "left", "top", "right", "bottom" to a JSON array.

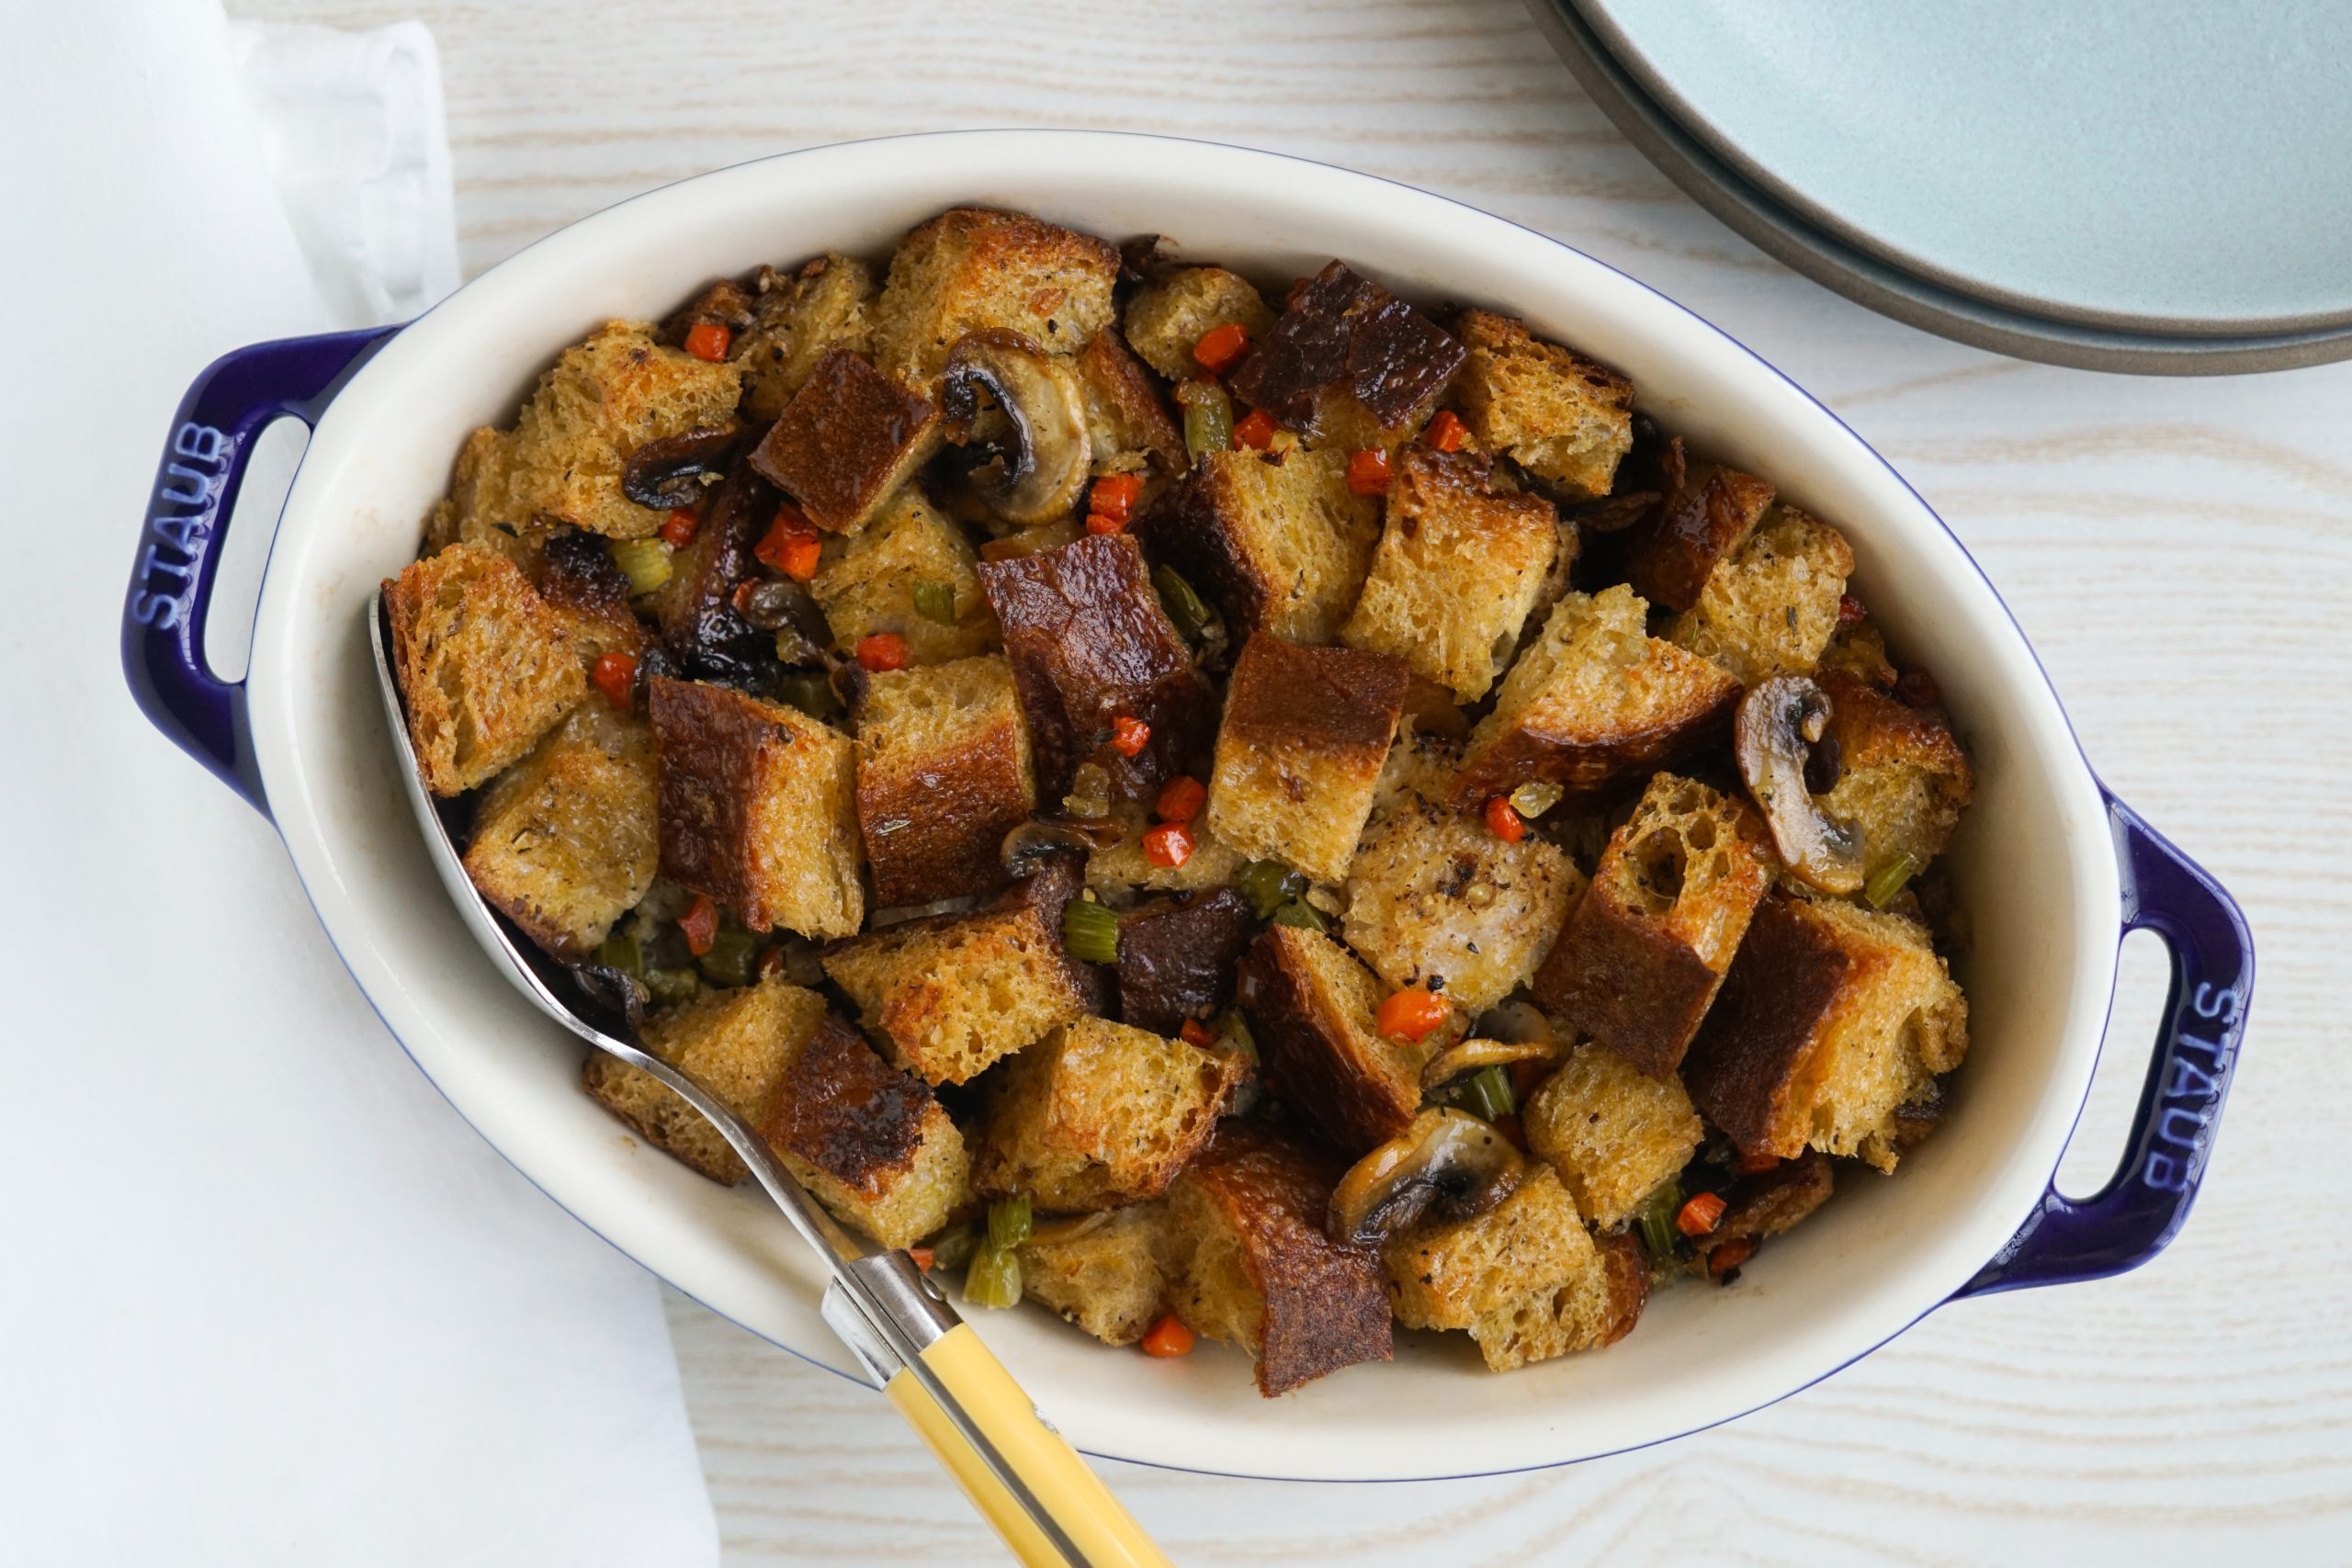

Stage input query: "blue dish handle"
[
  {"left": 120, "top": 325, "right": 401, "bottom": 819},
  {"left": 1956, "top": 792, "right": 2253, "bottom": 1296}
]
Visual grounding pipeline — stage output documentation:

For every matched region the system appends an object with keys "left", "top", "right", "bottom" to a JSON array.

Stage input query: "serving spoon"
[{"left": 368, "top": 591, "right": 1168, "bottom": 1568}]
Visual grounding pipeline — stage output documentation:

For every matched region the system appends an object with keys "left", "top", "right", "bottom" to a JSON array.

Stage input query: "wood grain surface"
[{"left": 228, "top": 1, "right": 2352, "bottom": 1561}]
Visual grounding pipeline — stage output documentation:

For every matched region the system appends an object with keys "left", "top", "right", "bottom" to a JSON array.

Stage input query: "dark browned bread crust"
[
  {"left": 855, "top": 671, "right": 1034, "bottom": 909},
  {"left": 1622, "top": 442, "right": 1775, "bottom": 613},
  {"left": 1075, "top": 326, "right": 1184, "bottom": 470},
  {"left": 1229, "top": 261, "right": 1465, "bottom": 439},
  {"left": 1177, "top": 1122, "right": 1394, "bottom": 1396},
  {"left": 1534, "top": 897, "right": 1722, "bottom": 1077},
  {"left": 1680, "top": 892, "right": 1852, "bottom": 1157},
  {"left": 1132, "top": 458, "right": 1273, "bottom": 640},
  {"left": 537, "top": 527, "right": 643, "bottom": 660},
  {"left": 1819, "top": 669, "right": 1973, "bottom": 779},
  {"left": 1694, "top": 1149, "right": 1835, "bottom": 1267},
  {"left": 1116, "top": 887, "right": 1256, "bottom": 1034},
  {"left": 977, "top": 534, "right": 1216, "bottom": 800},
  {"left": 1591, "top": 1229, "right": 1651, "bottom": 1347},
  {"left": 762, "top": 1015, "right": 936, "bottom": 1200},
  {"left": 649, "top": 675, "right": 776, "bottom": 916},
  {"left": 747, "top": 344, "right": 938, "bottom": 533},
  {"left": 1450, "top": 686, "right": 1739, "bottom": 808},
  {"left": 1235, "top": 925, "right": 1424, "bottom": 1153},
  {"left": 1221, "top": 631, "right": 1409, "bottom": 757}
]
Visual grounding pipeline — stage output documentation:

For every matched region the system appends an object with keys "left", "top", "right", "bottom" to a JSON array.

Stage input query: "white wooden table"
[{"left": 231, "top": 2, "right": 2352, "bottom": 1560}]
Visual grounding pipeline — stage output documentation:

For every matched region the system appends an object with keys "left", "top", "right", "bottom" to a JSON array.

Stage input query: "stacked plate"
[{"left": 1527, "top": 0, "right": 2352, "bottom": 373}]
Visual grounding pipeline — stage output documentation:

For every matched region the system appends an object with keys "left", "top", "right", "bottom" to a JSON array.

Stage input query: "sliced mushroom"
[
  {"left": 1736, "top": 675, "right": 1868, "bottom": 895},
  {"left": 621, "top": 426, "right": 738, "bottom": 510},
  {"left": 1473, "top": 999, "right": 1556, "bottom": 1049},
  {"left": 1419, "top": 1035, "right": 1562, "bottom": 1093},
  {"left": 1025, "top": 1211, "right": 1114, "bottom": 1248},
  {"left": 940, "top": 330, "right": 1091, "bottom": 525},
  {"left": 1001, "top": 815, "right": 1125, "bottom": 882},
  {"left": 1326, "top": 1107, "right": 1525, "bottom": 1248}
]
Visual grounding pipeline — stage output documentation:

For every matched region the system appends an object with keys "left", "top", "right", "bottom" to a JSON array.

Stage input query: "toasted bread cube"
[
  {"left": 1623, "top": 444, "right": 1777, "bottom": 613},
  {"left": 1228, "top": 261, "right": 1464, "bottom": 448},
  {"left": 740, "top": 254, "right": 878, "bottom": 422},
  {"left": 1669, "top": 503, "right": 1857, "bottom": 684},
  {"left": 1074, "top": 328, "right": 1184, "bottom": 475},
  {"left": 1815, "top": 671, "right": 1975, "bottom": 875},
  {"left": 444, "top": 321, "right": 742, "bottom": 542},
  {"left": 809, "top": 486, "right": 994, "bottom": 665},
  {"left": 1166, "top": 1122, "right": 1394, "bottom": 1396},
  {"left": 1532, "top": 773, "right": 1774, "bottom": 1076},
  {"left": 1136, "top": 447, "right": 1380, "bottom": 646},
  {"left": 1019, "top": 1202, "right": 1181, "bottom": 1347},
  {"left": 747, "top": 345, "right": 941, "bottom": 535},
  {"left": 1473, "top": 1228, "right": 1650, "bottom": 1371},
  {"left": 582, "top": 978, "right": 831, "bottom": 1183},
  {"left": 760, "top": 1014, "right": 969, "bottom": 1248},
  {"left": 1685, "top": 892, "right": 1969, "bottom": 1172},
  {"left": 973, "top": 1017, "right": 1235, "bottom": 1212},
  {"left": 978, "top": 534, "right": 1217, "bottom": 801},
  {"left": 1522, "top": 1039, "right": 1704, "bottom": 1229},
  {"left": 854, "top": 656, "right": 1035, "bottom": 908},
  {"left": 648, "top": 676, "right": 863, "bottom": 938},
  {"left": 1384, "top": 1166, "right": 1592, "bottom": 1331},
  {"left": 1342, "top": 792, "right": 1582, "bottom": 1014},
  {"left": 1340, "top": 448, "right": 1562, "bottom": 702},
  {"left": 872, "top": 208, "right": 1120, "bottom": 384},
  {"left": 1452, "top": 310, "right": 1634, "bottom": 501},
  {"left": 386, "top": 544, "right": 586, "bottom": 795},
  {"left": 1453, "top": 585, "right": 1740, "bottom": 807},
  {"left": 1124, "top": 265, "right": 1277, "bottom": 381},
  {"left": 1236, "top": 925, "right": 1435, "bottom": 1153},
  {"left": 823, "top": 903, "right": 1091, "bottom": 1085},
  {"left": 1116, "top": 888, "right": 1257, "bottom": 1035},
  {"left": 1690, "top": 1149, "right": 1835, "bottom": 1269},
  {"left": 1205, "top": 634, "right": 1407, "bottom": 885},
  {"left": 1084, "top": 805, "right": 1248, "bottom": 899},
  {"left": 463, "top": 705, "right": 658, "bottom": 958},
  {"left": 536, "top": 527, "right": 645, "bottom": 667}
]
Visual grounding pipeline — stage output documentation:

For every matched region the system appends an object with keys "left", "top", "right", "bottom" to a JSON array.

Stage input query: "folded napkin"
[{"left": 0, "top": 6, "right": 718, "bottom": 1563}]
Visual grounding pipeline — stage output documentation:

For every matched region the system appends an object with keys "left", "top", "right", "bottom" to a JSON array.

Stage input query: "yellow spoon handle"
[{"left": 885, "top": 1324, "right": 1173, "bottom": 1568}]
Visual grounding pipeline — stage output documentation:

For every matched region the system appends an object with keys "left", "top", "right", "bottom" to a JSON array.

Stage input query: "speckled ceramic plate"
[{"left": 1530, "top": 0, "right": 2352, "bottom": 373}]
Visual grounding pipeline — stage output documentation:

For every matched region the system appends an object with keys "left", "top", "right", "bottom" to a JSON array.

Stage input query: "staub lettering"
[
  {"left": 130, "top": 423, "right": 230, "bottom": 631},
  {"left": 2140, "top": 979, "right": 2243, "bottom": 1192}
]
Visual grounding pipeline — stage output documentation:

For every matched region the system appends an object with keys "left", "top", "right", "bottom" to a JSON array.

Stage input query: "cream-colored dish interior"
[{"left": 245, "top": 133, "right": 2120, "bottom": 1481}]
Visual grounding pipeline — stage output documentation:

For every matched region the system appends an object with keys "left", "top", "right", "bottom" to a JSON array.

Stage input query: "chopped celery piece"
[
  {"left": 643, "top": 966, "right": 701, "bottom": 1009},
  {"left": 1152, "top": 564, "right": 1213, "bottom": 641},
  {"left": 1270, "top": 899, "right": 1328, "bottom": 933},
  {"left": 1237, "top": 859, "right": 1306, "bottom": 919},
  {"left": 594, "top": 929, "right": 644, "bottom": 979},
  {"left": 696, "top": 926, "right": 760, "bottom": 988},
  {"left": 963, "top": 1244, "right": 1023, "bottom": 1309},
  {"left": 1061, "top": 898, "right": 1120, "bottom": 965},
  {"left": 1217, "top": 1012, "right": 1259, "bottom": 1066},
  {"left": 1864, "top": 852, "right": 1919, "bottom": 909},
  {"left": 1636, "top": 1182, "right": 1682, "bottom": 1265},
  {"left": 925, "top": 1224, "right": 979, "bottom": 1275},
  {"left": 774, "top": 669, "right": 842, "bottom": 720},
  {"left": 986, "top": 1192, "right": 1034, "bottom": 1252},
  {"left": 910, "top": 578, "right": 958, "bottom": 626},
  {"left": 1182, "top": 383, "right": 1233, "bottom": 461},
  {"left": 612, "top": 537, "right": 674, "bottom": 595},
  {"left": 1457, "top": 1065, "right": 1515, "bottom": 1122}
]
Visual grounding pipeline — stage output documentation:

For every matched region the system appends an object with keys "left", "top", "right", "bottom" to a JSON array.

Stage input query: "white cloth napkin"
[{"left": 0, "top": 5, "right": 719, "bottom": 1563}]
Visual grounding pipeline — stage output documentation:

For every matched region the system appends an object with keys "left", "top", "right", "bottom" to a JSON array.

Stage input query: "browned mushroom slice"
[
  {"left": 940, "top": 330, "right": 1093, "bottom": 526},
  {"left": 1419, "top": 1035, "right": 1562, "bottom": 1093},
  {"left": 1734, "top": 675, "right": 1867, "bottom": 895},
  {"left": 1228, "top": 261, "right": 1465, "bottom": 443},
  {"left": 620, "top": 425, "right": 739, "bottom": 511},
  {"left": 1326, "top": 1108, "right": 1525, "bottom": 1248}
]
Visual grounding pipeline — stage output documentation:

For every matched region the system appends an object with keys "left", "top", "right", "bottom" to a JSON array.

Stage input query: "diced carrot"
[
  {"left": 659, "top": 505, "right": 701, "bottom": 548},
  {"left": 1090, "top": 471, "right": 1144, "bottom": 524},
  {"left": 1180, "top": 1019, "right": 1216, "bottom": 1049},
  {"left": 1143, "top": 821, "right": 1193, "bottom": 869},
  {"left": 1109, "top": 716, "right": 1151, "bottom": 758},
  {"left": 1375, "top": 986, "right": 1450, "bottom": 1043},
  {"left": 1484, "top": 795, "right": 1526, "bottom": 843},
  {"left": 1346, "top": 447, "right": 1392, "bottom": 496},
  {"left": 1191, "top": 322, "right": 1250, "bottom": 375},
  {"left": 590, "top": 652, "right": 638, "bottom": 708},
  {"left": 1154, "top": 773, "right": 1206, "bottom": 824},
  {"left": 1232, "top": 409, "right": 1278, "bottom": 450},
  {"left": 683, "top": 321, "right": 731, "bottom": 363},
  {"left": 908, "top": 1246, "right": 935, "bottom": 1274},
  {"left": 1707, "top": 1236, "right": 1756, "bottom": 1279},
  {"left": 678, "top": 895, "right": 720, "bottom": 958},
  {"left": 1140, "top": 1313, "right": 1195, "bottom": 1358},
  {"left": 1084, "top": 509, "right": 1126, "bottom": 536},
  {"left": 754, "top": 507, "right": 821, "bottom": 581},
  {"left": 1736, "top": 1149, "right": 1782, "bottom": 1176},
  {"left": 1426, "top": 410, "right": 1469, "bottom": 453},
  {"left": 1677, "top": 1190, "right": 1728, "bottom": 1237},
  {"left": 856, "top": 633, "right": 910, "bottom": 672}
]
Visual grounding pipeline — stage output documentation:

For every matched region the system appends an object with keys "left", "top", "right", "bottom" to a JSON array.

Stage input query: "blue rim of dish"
[
  {"left": 235, "top": 128, "right": 2146, "bottom": 1483},
  {"left": 1524, "top": 0, "right": 2352, "bottom": 377}
]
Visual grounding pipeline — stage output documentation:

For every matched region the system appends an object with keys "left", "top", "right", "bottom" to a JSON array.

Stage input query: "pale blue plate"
[{"left": 1577, "top": 0, "right": 2352, "bottom": 337}]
